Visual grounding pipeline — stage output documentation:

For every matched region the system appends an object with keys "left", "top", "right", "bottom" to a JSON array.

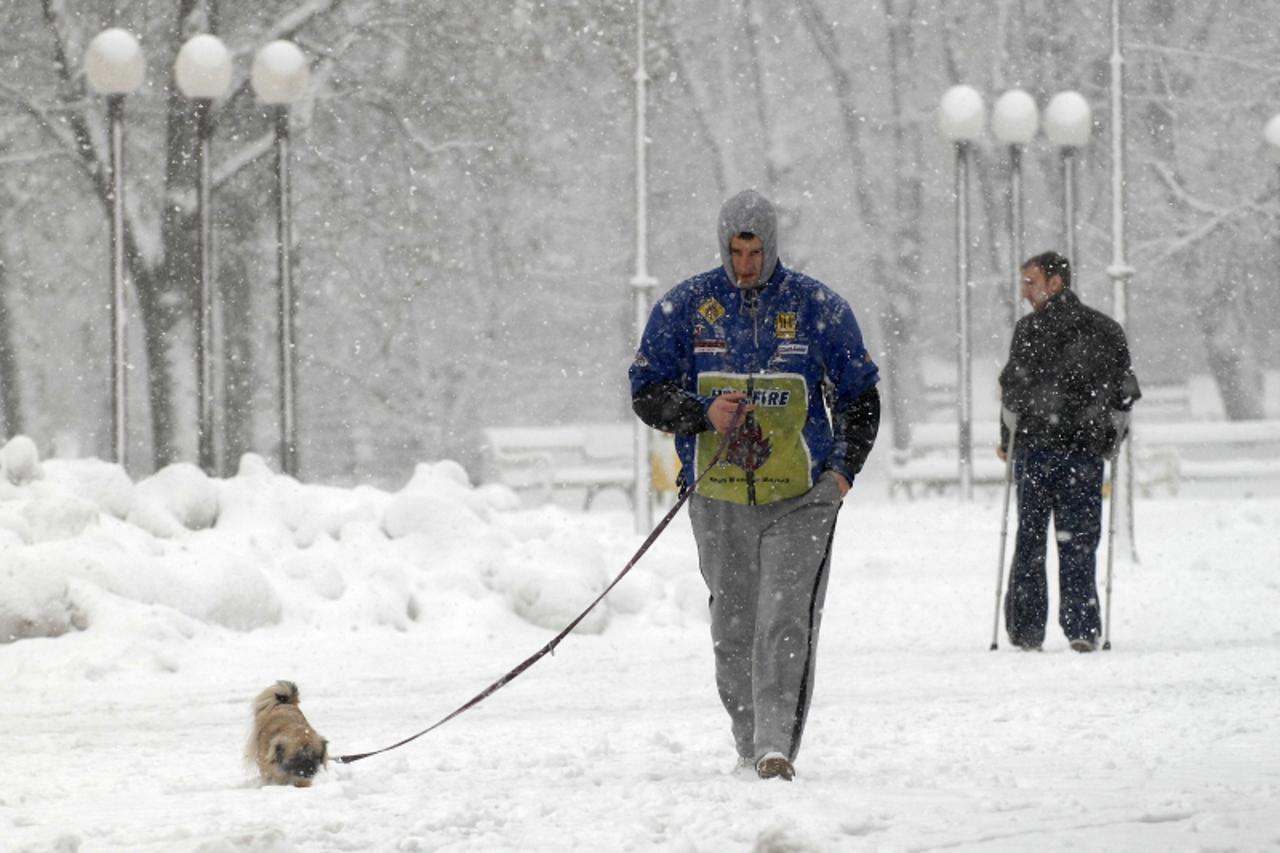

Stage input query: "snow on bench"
[
  {"left": 1132, "top": 419, "right": 1280, "bottom": 495},
  {"left": 888, "top": 421, "right": 1006, "bottom": 499},
  {"left": 888, "top": 418, "right": 1280, "bottom": 498},
  {"left": 479, "top": 424, "right": 677, "bottom": 509}
]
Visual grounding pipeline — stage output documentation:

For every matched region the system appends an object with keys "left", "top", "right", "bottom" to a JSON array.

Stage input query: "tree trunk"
[
  {"left": 740, "top": 0, "right": 779, "bottom": 197},
  {"left": 1201, "top": 259, "right": 1264, "bottom": 420},
  {"left": 879, "top": 0, "right": 926, "bottom": 452},
  {"left": 797, "top": 0, "right": 909, "bottom": 450},
  {"left": 149, "top": 24, "right": 213, "bottom": 470},
  {"left": 1136, "top": 0, "right": 1260, "bottom": 419},
  {"left": 655, "top": 3, "right": 730, "bottom": 199},
  {"left": 130, "top": 266, "right": 185, "bottom": 468},
  {"left": 739, "top": 0, "right": 805, "bottom": 264},
  {"left": 219, "top": 235, "right": 255, "bottom": 474},
  {"left": 0, "top": 251, "right": 23, "bottom": 437}
]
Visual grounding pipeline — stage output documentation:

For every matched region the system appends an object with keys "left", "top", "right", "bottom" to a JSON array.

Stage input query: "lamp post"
[
  {"left": 1265, "top": 114, "right": 1280, "bottom": 178},
  {"left": 939, "top": 84, "right": 985, "bottom": 501},
  {"left": 1106, "top": 0, "right": 1137, "bottom": 566},
  {"left": 1098, "top": 0, "right": 1145, "bottom": 634},
  {"left": 252, "top": 40, "right": 309, "bottom": 479},
  {"left": 85, "top": 28, "right": 145, "bottom": 469},
  {"left": 174, "top": 34, "right": 232, "bottom": 476},
  {"left": 1044, "top": 91, "right": 1092, "bottom": 277},
  {"left": 992, "top": 90, "right": 1039, "bottom": 333},
  {"left": 1268, "top": 113, "right": 1280, "bottom": 247},
  {"left": 630, "top": 0, "right": 658, "bottom": 533}
]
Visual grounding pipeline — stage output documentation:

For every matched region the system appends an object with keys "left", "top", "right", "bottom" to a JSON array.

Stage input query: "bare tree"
[
  {"left": 795, "top": 0, "right": 920, "bottom": 450},
  {"left": 0, "top": 248, "right": 22, "bottom": 437},
  {"left": 11, "top": 0, "right": 347, "bottom": 469},
  {"left": 4, "top": 0, "right": 1279, "bottom": 487}
]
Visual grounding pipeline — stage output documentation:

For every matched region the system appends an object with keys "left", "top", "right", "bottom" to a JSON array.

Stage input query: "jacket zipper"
[{"left": 744, "top": 288, "right": 761, "bottom": 506}]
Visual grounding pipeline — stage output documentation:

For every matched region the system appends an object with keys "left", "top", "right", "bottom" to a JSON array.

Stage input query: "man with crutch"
[{"left": 995, "top": 251, "right": 1140, "bottom": 653}]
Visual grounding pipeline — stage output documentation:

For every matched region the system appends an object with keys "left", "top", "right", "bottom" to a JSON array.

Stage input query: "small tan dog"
[{"left": 247, "top": 680, "right": 328, "bottom": 787}]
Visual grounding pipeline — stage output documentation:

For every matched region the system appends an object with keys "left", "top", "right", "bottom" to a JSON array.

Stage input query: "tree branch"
[
  {"left": 0, "top": 82, "right": 87, "bottom": 167},
  {"left": 264, "top": 0, "right": 341, "bottom": 42},
  {"left": 1133, "top": 169, "right": 1273, "bottom": 263},
  {"left": 1127, "top": 41, "right": 1277, "bottom": 77},
  {"left": 358, "top": 91, "right": 494, "bottom": 158},
  {"left": 38, "top": 0, "right": 106, "bottom": 196},
  {"left": 1148, "top": 159, "right": 1231, "bottom": 217}
]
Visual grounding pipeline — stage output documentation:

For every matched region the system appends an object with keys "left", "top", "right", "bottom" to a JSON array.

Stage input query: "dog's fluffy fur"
[{"left": 247, "top": 680, "right": 328, "bottom": 787}]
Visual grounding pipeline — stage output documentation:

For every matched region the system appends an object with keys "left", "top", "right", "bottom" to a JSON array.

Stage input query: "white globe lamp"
[
  {"left": 1044, "top": 90, "right": 1092, "bottom": 149},
  {"left": 992, "top": 89, "right": 1039, "bottom": 146},
  {"left": 175, "top": 34, "right": 232, "bottom": 100},
  {"left": 252, "top": 41, "right": 309, "bottom": 105},
  {"left": 939, "top": 85, "right": 986, "bottom": 143},
  {"left": 85, "top": 29, "right": 145, "bottom": 95}
]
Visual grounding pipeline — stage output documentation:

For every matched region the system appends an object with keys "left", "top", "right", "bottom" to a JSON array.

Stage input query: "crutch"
[
  {"left": 990, "top": 416, "right": 1017, "bottom": 650},
  {"left": 1101, "top": 453, "right": 1120, "bottom": 651}
]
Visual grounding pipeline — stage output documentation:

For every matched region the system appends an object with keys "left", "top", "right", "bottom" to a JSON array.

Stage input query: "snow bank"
[
  {"left": 0, "top": 438, "right": 690, "bottom": 648},
  {"left": 5, "top": 433, "right": 1280, "bottom": 852}
]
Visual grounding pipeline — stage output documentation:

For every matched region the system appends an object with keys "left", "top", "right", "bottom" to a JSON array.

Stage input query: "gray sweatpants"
[{"left": 688, "top": 472, "right": 843, "bottom": 762}]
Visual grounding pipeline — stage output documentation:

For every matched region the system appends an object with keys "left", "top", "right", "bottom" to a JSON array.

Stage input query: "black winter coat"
[{"left": 999, "top": 289, "right": 1141, "bottom": 455}]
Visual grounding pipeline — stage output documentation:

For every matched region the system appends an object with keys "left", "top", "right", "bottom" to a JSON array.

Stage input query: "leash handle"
[{"left": 334, "top": 401, "right": 749, "bottom": 765}]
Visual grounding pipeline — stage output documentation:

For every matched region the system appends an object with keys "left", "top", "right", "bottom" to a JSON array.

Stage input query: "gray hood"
[{"left": 718, "top": 189, "right": 778, "bottom": 287}]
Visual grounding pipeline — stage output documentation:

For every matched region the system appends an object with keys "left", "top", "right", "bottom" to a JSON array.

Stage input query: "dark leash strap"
[{"left": 334, "top": 402, "right": 748, "bottom": 765}]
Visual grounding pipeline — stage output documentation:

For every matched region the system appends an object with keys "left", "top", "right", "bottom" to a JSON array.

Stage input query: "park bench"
[
  {"left": 479, "top": 424, "right": 677, "bottom": 509},
  {"left": 888, "top": 418, "right": 1280, "bottom": 498},
  {"left": 1131, "top": 419, "right": 1280, "bottom": 495},
  {"left": 887, "top": 421, "right": 1006, "bottom": 499}
]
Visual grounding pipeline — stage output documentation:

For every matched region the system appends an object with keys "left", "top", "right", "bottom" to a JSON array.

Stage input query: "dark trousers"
[{"left": 1006, "top": 448, "right": 1105, "bottom": 647}]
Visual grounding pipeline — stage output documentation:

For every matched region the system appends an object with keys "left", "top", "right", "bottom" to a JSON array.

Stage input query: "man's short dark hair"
[{"left": 1023, "top": 251, "right": 1071, "bottom": 289}]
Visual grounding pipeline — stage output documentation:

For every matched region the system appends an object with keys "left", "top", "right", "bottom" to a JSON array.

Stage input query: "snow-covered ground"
[{"left": 2, "top": 436, "right": 1278, "bottom": 852}]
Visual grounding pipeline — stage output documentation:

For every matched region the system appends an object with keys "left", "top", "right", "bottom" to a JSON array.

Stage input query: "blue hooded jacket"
[{"left": 630, "top": 195, "right": 879, "bottom": 504}]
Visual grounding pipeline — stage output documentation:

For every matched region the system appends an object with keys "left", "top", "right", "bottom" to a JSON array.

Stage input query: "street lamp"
[
  {"left": 85, "top": 28, "right": 145, "bottom": 469},
  {"left": 1044, "top": 90, "right": 1092, "bottom": 274},
  {"left": 939, "top": 84, "right": 985, "bottom": 501},
  {"left": 174, "top": 34, "right": 232, "bottom": 476},
  {"left": 252, "top": 40, "right": 309, "bottom": 479},
  {"left": 1268, "top": 113, "right": 1280, "bottom": 209},
  {"left": 992, "top": 89, "right": 1039, "bottom": 333},
  {"left": 630, "top": 0, "right": 658, "bottom": 533},
  {"left": 1103, "top": 0, "right": 1137, "bottom": 641}
]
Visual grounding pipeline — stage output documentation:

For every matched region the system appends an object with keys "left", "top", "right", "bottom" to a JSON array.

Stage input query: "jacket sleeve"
[
  {"left": 998, "top": 317, "right": 1036, "bottom": 451},
  {"left": 628, "top": 289, "right": 713, "bottom": 436},
  {"left": 820, "top": 292, "right": 881, "bottom": 482},
  {"left": 1109, "top": 325, "right": 1142, "bottom": 411},
  {"left": 999, "top": 318, "right": 1037, "bottom": 414},
  {"left": 831, "top": 385, "right": 880, "bottom": 480},
  {"left": 632, "top": 381, "right": 711, "bottom": 435}
]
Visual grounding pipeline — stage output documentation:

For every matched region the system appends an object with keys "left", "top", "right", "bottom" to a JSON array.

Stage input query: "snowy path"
[{"left": 3, "top": 494, "right": 1279, "bottom": 852}]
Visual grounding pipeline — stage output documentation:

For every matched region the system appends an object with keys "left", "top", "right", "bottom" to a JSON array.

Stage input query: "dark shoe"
[
  {"left": 1012, "top": 640, "right": 1043, "bottom": 652},
  {"left": 756, "top": 752, "right": 794, "bottom": 781},
  {"left": 1069, "top": 638, "right": 1098, "bottom": 653}
]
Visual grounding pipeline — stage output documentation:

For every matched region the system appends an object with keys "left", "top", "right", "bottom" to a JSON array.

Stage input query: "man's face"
[
  {"left": 729, "top": 235, "right": 765, "bottom": 287},
  {"left": 1021, "top": 264, "right": 1063, "bottom": 312}
]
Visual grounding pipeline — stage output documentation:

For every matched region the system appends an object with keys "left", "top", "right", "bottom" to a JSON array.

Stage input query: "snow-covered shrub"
[
  {"left": 1, "top": 435, "right": 41, "bottom": 486},
  {"left": 0, "top": 559, "right": 87, "bottom": 643},
  {"left": 128, "top": 463, "right": 219, "bottom": 536}
]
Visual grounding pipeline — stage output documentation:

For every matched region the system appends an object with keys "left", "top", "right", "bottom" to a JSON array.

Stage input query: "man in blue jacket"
[{"left": 629, "top": 190, "right": 880, "bottom": 781}]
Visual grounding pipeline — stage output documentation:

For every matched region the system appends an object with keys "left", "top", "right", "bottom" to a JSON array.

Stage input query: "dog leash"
[{"left": 333, "top": 401, "right": 749, "bottom": 765}]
